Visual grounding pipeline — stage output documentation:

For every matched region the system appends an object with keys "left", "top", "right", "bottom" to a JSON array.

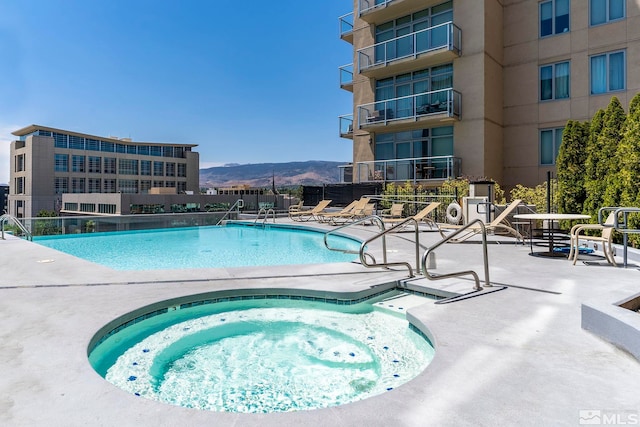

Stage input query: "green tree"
[
  {"left": 557, "top": 120, "right": 588, "bottom": 215},
  {"left": 583, "top": 107, "right": 607, "bottom": 220},
  {"left": 600, "top": 97, "right": 627, "bottom": 209},
  {"left": 617, "top": 93, "right": 640, "bottom": 207}
]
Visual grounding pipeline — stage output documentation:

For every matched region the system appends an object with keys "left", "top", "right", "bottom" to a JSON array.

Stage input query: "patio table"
[{"left": 513, "top": 213, "right": 591, "bottom": 257}]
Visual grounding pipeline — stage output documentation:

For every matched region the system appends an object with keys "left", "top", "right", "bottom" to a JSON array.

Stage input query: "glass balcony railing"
[
  {"left": 356, "top": 155, "right": 461, "bottom": 183},
  {"left": 339, "top": 12, "right": 354, "bottom": 38},
  {"left": 357, "top": 88, "right": 461, "bottom": 128},
  {"left": 339, "top": 114, "right": 354, "bottom": 137},
  {"left": 339, "top": 64, "right": 354, "bottom": 88},
  {"left": 357, "top": 22, "right": 461, "bottom": 72},
  {"left": 359, "top": 0, "right": 393, "bottom": 16}
]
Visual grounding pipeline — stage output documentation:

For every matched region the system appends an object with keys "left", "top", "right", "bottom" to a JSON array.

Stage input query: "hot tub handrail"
[
  {"left": 1, "top": 214, "right": 32, "bottom": 241},
  {"left": 421, "top": 218, "right": 490, "bottom": 291},
  {"left": 358, "top": 216, "right": 422, "bottom": 278}
]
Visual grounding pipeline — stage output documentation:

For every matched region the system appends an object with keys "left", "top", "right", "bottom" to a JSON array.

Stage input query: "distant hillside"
[{"left": 199, "top": 161, "right": 346, "bottom": 188}]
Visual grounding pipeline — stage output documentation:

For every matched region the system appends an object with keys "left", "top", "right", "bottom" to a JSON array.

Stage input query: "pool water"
[
  {"left": 34, "top": 224, "right": 360, "bottom": 270},
  {"left": 89, "top": 297, "right": 435, "bottom": 413}
]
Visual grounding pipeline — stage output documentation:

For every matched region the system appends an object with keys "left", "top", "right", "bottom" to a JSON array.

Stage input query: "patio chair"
[
  {"left": 383, "top": 202, "right": 441, "bottom": 229},
  {"left": 381, "top": 203, "right": 404, "bottom": 219},
  {"left": 438, "top": 199, "right": 524, "bottom": 242},
  {"left": 288, "top": 200, "right": 332, "bottom": 222},
  {"left": 568, "top": 212, "right": 616, "bottom": 266},
  {"left": 288, "top": 201, "right": 304, "bottom": 214},
  {"left": 317, "top": 200, "right": 359, "bottom": 223}
]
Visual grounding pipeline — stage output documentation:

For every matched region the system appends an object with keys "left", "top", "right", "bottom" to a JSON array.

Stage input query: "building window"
[
  {"left": 15, "top": 154, "right": 25, "bottom": 172},
  {"left": 53, "top": 133, "right": 68, "bottom": 148},
  {"left": 590, "top": 0, "right": 624, "bottom": 26},
  {"left": 118, "top": 159, "right": 138, "bottom": 175},
  {"left": 116, "top": 144, "right": 126, "bottom": 154},
  {"left": 55, "top": 177, "right": 68, "bottom": 194},
  {"left": 177, "top": 163, "right": 187, "bottom": 177},
  {"left": 72, "top": 178, "right": 85, "bottom": 193},
  {"left": 540, "top": 62, "right": 570, "bottom": 100},
  {"left": 101, "top": 141, "right": 114, "bottom": 152},
  {"left": 88, "top": 178, "right": 101, "bottom": 193},
  {"left": 153, "top": 180, "right": 164, "bottom": 188},
  {"left": 86, "top": 139, "right": 100, "bottom": 151},
  {"left": 69, "top": 135, "right": 85, "bottom": 150},
  {"left": 540, "top": 0, "right": 569, "bottom": 37},
  {"left": 118, "top": 179, "right": 138, "bottom": 194},
  {"left": 127, "top": 145, "right": 137, "bottom": 155},
  {"left": 590, "top": 50, "right": 625, "bottom": 94},
  {"left": 103, "top": 157, "right": 116, "bottom": 174},
  {"left": 140, "top": 160, "right": 152, "bottom": 176},
  {"left": 64, "top": 203, "right": 78, "bottom": 211},
  {"left": 72, "top": 155, "right": 85, "bottom": 173},
  {"left": 150, "top": 146, "right": 162, "bottom": 156},
  {"left": 177, "top": 182, "right": 187, "bottom": 193},
  {"left": 80, "top": 203, "right": 95, "bottom": 213},
  {"left": 88, "top": 156, "right": 101, "bottom": 173},
  {"left": 153, "top": 161, "right": 164, "bottom": 176},
  {"left": 55, "top": 154, "right": 69, "bottom": 172},
  {"left": 540, "top": 128, "right": 564, "bottom": 165},
  {"left": 140, "top": 180, "right": 152, "bottom": 193},
  {"left": 138, "top": 145, "right": 150, "bottom": 156},
  {"left": 103, "top": 179, "right": 116, "bottom": 193},
  {"left": 98, "top": 204, "right": 116, "bottom": 214},
  {"left": 14, "top": 177, "right": 24, "bottom": 194},
  {"left": 166, "top": 163, "right": 176, "bottom": 177}
]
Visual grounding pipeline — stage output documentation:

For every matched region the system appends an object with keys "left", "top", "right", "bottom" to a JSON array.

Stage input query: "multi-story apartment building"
[
  {"left": 8, "top": 125, "right": 200, "bottom": 218},
  {"left": 339, "top": 0, "right": 640, "bottom": 190}
]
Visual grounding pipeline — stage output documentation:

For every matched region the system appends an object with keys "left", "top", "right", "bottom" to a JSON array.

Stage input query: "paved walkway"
[{"left": 1, "top": 219, "right": 639, "bottom": 426}]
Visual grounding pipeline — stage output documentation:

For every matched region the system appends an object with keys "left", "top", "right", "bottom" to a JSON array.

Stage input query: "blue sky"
[{"left": 0, "top": 0, "right": 353, "bottom": 184}]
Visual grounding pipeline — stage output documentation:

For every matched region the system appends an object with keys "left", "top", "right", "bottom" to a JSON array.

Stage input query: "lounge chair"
[
  {"left": 439, "top": 199, "right": 524, "bottom": 242},
  {"left": 288, "top": 201, "right": 304, "bottom": 214},
  {"left": 381, "top": 203, "right": 404, "bottom": 219},
  {"left": 317, "top": 200, "right": 359, "bottom": 223},
  {"left": 288, "top": 200, "right": 332, "bottom": 222},
  {"left": 383, "top": 202, "right": 440, "bottom": 229},
  {"left": 568, "top": 212, "right": 616, "bottom": 266},
  {"left": 327, "top": 198, "right": 371, "bottom": 225}
]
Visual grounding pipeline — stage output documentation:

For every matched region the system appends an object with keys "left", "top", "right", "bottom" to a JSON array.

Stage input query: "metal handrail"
[
  {"left": 421, "top": 219, "right": 490, "bottom": 291},
  {"left": 254, "top": 208, "right": 276, "bottom": 224},
  {"left": 1, "top": 214, "right": 33, "bottom": 241},
  {"left": 323, "top": 215, "right": 386, "bottom": 266},
  {"left": 216, "top": 199, "right": 244, "bottom": 225},
  {"left": 359, "top": 217, "right": 422, "bottom": 278}
]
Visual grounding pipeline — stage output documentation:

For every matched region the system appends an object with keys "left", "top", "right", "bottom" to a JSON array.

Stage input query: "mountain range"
[{"left": 199, "top": 160, "right": 346, "bottom": 188}]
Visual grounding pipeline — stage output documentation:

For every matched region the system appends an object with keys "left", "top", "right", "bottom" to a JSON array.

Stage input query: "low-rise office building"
[{"left": 8, "top": 125, "right": 200, "bottom": 218}]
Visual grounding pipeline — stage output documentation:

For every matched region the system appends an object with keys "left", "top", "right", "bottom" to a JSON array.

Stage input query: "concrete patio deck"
[{"left": 1, "top": 218, "right": 639, "bottom": 426}]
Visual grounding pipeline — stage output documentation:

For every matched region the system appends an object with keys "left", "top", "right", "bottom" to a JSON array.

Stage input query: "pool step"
[{"left": 372, "top": 292, "right": 433, "bottom": 315}]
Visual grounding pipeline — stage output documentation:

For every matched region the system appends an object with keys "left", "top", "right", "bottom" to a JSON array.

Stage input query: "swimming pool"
[
  {"left": 33, "top": 224, "right": 361, "bottom": 270},
  {"left": 88, "top": 291, "right": 435, "bottom": 413}
]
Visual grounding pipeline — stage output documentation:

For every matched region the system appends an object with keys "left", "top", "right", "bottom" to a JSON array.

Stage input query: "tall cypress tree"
[
  {"left": 583, "top": 109, "right": 606, "bottom": 220},
  {"left": 618, "top": 93, "right": 640, "bottom": 207},
  {"left": 601, "top": 97, "right": 627, "bottom": 209},
  {"left": 557, "top": 120, "right": 588, "bottom": 215}
]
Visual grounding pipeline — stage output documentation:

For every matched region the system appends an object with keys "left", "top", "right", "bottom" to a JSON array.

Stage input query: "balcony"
[
  {"left": 357, "top": 22, "right": 461, "bottom": 78},
  {"left": 339, "top": 64, "right": 354, "bottom": 91},
  {"left": 339, "top": 114, "right": 354, "bottom": 139},
  {"left": 339, "top": 12, "right": 354, "bottom": 44},
  {"left": 357, "top": 88, "right": 461, "bottom": 130},
  {"left": 355, "top": 155, "right": 461, "bottom": 183},
  {"left": 359, "top": 0, "right": 433, "bottom": 24}
]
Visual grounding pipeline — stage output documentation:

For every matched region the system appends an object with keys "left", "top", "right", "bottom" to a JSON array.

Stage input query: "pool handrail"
[
  {"left": 323, "top": 215, "right": 385, "bottom": 267},
  {"left": 1, "top": 214, "right": 32, "bottom": 241},
  {"left": 216, "top": 199, "right": 244, "bottom": 225}
]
